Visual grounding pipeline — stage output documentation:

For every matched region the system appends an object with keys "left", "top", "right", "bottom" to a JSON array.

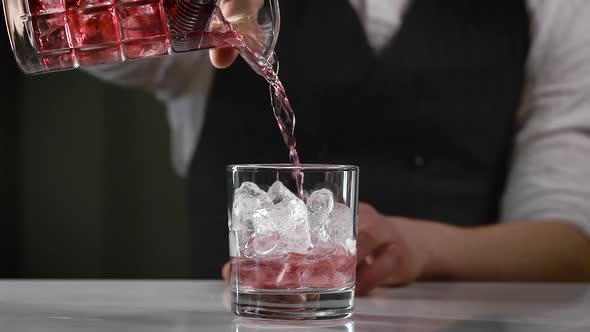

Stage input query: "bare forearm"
[{"left": 404, "top": 220, "right": 590, "bottom": 282}]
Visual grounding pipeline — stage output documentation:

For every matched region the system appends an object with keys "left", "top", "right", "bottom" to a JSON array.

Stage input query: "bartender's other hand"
[
  {"left": 356, "top": 202, "right": 429, "bottom": 296},
  {"left": 209, "top": 0, "right": 264, "bottom": 68},
  {"left": 222, "top": 261, "right": 231, "bottom": 281}
]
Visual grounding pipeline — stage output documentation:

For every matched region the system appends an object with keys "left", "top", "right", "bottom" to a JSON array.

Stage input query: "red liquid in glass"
[{"left": 231, "top": 248, "right": 356, "bottom": 291}]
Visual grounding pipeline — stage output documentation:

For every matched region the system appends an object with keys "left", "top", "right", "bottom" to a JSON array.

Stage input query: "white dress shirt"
[{"left": 87, "top": 0, "right": 590, "bottom": 236}]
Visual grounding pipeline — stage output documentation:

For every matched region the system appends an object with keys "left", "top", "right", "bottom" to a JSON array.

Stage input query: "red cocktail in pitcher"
[
  {"left": 2, "top": 0, "right": 279, "bottom": 74},
  {"left": 227, "top": 164, "right": 360, "bottom": 320}
]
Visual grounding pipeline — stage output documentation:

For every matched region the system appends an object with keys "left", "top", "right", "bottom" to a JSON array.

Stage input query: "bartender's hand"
[
  {"left": 355, "top": 203, "right": 431, "bottom": 295},
  {"left": 210, "top": 0, "right": 264, "bottom": 68},
  {"left": 357, "top": 206, "right": 590, "bottom": 290}
]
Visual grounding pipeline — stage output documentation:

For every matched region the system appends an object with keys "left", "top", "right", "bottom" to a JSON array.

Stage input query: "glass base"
[{"left": 232, "top": 288, "right": 354, "bottom": 321}]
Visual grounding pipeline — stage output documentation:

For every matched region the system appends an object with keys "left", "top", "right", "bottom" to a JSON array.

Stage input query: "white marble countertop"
[{"left": 0, "top": 280, "right": 589, "bottom": 331}]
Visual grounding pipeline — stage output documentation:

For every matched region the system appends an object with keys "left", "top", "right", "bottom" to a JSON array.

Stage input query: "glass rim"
[{"left": 227, "top": 163, "right": 359, "bottom": 172}]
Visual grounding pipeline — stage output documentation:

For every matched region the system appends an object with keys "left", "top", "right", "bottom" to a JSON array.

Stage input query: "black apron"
[{"left": 188, "top": 0, "right": 531, "bottom": 278}]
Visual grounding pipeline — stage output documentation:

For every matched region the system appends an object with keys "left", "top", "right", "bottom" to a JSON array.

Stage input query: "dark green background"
[{"left": 1, "top": 29, "right": 191, "bottom": 278}]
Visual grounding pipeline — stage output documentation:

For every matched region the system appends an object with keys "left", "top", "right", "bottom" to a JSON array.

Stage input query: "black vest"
[{"left": 188, "top": 0, "right": 531, "bottom": 278}]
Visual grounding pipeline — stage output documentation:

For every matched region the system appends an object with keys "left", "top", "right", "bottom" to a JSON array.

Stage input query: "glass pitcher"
[{"left": 2, "top": 0, "right": 280, "bottom": 74}]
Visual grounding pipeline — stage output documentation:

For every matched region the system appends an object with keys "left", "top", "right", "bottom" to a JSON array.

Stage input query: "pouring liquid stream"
[
  {"left": 251, "top": 54, "right": 305, "bottom": 200},
  {"left": 213, "top": 16, "right": 304, "bottom": 199}
]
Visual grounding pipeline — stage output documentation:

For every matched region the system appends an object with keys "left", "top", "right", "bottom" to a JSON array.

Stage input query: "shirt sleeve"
[
  {"left": 84, "top": 52, "right": 216, "bottom": 177},
  {"left": 501, "top": 0, "right": 590, "bottom": 238}
]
